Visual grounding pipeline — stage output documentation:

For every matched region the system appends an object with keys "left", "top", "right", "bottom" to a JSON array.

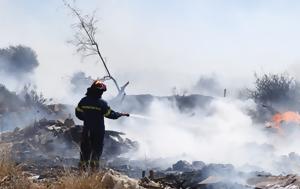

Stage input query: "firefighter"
[{"left": 75, "top": 80, "right": 129, "bottom": 170}]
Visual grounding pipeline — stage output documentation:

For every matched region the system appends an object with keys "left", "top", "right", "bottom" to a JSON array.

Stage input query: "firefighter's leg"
[
  {"left": 79, "top": 127, "right": 92, "bottom": 170},
  {"left": 90, "top": 131, "right": 105, "bottom": 171}
]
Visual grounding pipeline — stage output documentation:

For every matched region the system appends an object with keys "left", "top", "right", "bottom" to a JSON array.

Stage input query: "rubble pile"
[
  {"left": 101, "top": 169, "right": 147, "bottom": 189},
  {"left": 107, "top": 160, "right": 251, "bottom": 188},
  {"left": 172, "top": 160, "right": 205, "bottom": 172},
  {"left": 143, "top": 162, "right": 249, "bottom": 189},
  {"left": 118, "top": 160, "right": 300, "bottom": 189},
  {"left": 248, "top": 174, "right": 300, "bottom": 189},
  {"left": 0, "top": 118, "right": 138, "bottom": 166}
]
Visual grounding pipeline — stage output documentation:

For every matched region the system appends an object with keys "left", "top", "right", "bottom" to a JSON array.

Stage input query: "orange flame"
[{"left": 272, "top": 111, "right": 300, "bottom": 129}]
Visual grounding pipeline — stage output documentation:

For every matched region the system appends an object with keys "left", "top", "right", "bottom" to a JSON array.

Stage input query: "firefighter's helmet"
[{"left": 91, "top": 80, "right": 107, "bottom": 92}]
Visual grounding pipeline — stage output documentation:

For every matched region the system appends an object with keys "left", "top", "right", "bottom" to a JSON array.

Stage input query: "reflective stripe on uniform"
[
  {"left": 81, "top": 106, "right": 102, "bottom": 111},
  {"left": 104, "top": 108, "right": 112, "bottom": 117},
  {"left": 76, "top": 106, "right": 84, "bottom": 112}
]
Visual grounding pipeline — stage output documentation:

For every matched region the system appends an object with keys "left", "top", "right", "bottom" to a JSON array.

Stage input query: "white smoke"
[{"left": 107, "top": 96, "right": 300, "bottom": 174}]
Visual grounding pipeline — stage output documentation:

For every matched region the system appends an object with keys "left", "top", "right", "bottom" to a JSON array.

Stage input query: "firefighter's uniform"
[{"left": 75, "top": 82, "right": 124, "bottom": 170}]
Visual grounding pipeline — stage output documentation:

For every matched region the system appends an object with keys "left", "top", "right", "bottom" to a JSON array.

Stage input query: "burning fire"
[{"left": 271, "top": 111, "right": 300, "bottom": 129}]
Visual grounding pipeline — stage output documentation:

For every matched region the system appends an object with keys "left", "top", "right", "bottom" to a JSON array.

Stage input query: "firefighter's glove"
[{"left": 121, "top": 113, "right": 130, "bottom": 117}]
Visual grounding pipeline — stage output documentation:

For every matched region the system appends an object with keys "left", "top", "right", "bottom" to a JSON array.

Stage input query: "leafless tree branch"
[{"left": 63, "top": 0, "right": 130, "bottom": 95}]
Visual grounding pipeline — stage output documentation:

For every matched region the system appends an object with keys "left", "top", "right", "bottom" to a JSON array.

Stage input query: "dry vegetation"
[
  {"left": 0, "top": 156, "right": 109, "bottom": 189},
  {"left": 0, "top": 128, "right": 140, "bottom": 189},
  {"left": 0, "top": 149, "right": 124, "bottom": 189},
  {"left": 247, "top": 73, "right": 298, "bottom": 104},
  {"left": 54, "top": 172, "right": 105, "bottom": 189},
  {"left": 0, "top": 149, "right": 37, "bottom": 189},
  {"left": 53, "top": 169, "right": 143, "bottom": 189}
]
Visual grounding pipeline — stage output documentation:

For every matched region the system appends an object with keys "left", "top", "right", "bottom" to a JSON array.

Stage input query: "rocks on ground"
[{"left": 0, "top": 118, "right": 138, "bottom": 167}]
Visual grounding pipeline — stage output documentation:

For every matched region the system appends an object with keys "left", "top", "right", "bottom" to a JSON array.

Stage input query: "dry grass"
[
  {"left": 54, "top": 169, "right": 142, "bottom": 189},
  {"left": 0, "top": 149, "right": 40, "bottom": 189},
  {"left": 0, "top": 149, "right": 108, "bottom": 189},
  {"left": 54, "top": 172, "right": 106, "bottom": 189},
  {"left": 0, "top": 146, "right": 138, "bottom": 189},
  {"left": 0, "top": 151, "right": 18, "bottom": 178}
]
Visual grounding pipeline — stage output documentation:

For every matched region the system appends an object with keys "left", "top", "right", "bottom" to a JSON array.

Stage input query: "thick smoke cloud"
[
  {"left": 0, "top": 84, "right": 27, "bottom": 130},
  {"left": 0, "top": 45, "right": 39, "bottom": 91},
  {"left": 0, "top": 84, "right": 52, "bottom": 131},
  {"left": 70, "top": 71, "right": 93, "bottom": 94},
  {"left": 192, "top": 75, "right": 223, "bottom": 97},
  {"left": 0, "top": 84, "right": 23, "bottom": 113},
  {"left": 0, "top": 45, "right": 39, "bottom": 75}
]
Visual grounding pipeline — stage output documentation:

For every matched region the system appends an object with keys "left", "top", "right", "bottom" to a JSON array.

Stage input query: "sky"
[{"left": 1, "top": 0, "right": 300, "bottom": 101}]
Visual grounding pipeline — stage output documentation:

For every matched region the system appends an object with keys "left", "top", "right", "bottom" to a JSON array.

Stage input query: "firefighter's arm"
[
  {"left": 75, "top": 102, "right": 85, "bottom": 121},
  {"left": 102, "top": 102, "right": 129, "bottom": 119}
]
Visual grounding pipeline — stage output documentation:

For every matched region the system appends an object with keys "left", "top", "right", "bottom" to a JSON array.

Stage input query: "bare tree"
[{"left": 63, "top": 0, "right": 129, "bottom": 97}]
